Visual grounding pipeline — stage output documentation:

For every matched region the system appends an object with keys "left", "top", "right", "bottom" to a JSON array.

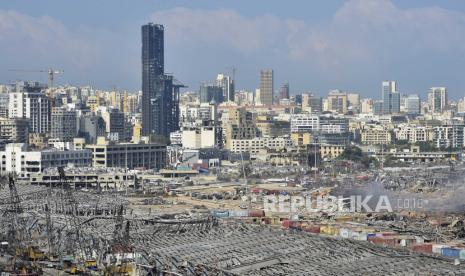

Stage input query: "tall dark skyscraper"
[{"left": 141, "top": 23, "right": 180, "bottom": 137}]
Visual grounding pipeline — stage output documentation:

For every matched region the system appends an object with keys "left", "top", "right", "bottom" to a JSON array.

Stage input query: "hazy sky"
[{"left": 2, "top": 0, "right": 465, "bottom": 99}]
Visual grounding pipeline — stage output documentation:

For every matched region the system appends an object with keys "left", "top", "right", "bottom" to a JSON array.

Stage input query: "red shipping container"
[
  {"left": 411, "top": 243, "right": 433, "bottom": 254},
  {"left": 304, "top": 226, "right": 321, "bottom": 234},
  {"left": 289, "top": 221, "right": 302, "bottom": 229},
  {"left": 281, "top": 220, "right": 290, "bottom": 229},
  {"left": 377, "top": 232, "right": 398, "bottom": 237},
  {"left": 249, "top": 210, "right": 265, "bottom": 217}
]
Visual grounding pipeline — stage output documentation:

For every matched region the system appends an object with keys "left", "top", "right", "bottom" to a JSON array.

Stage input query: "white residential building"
[
  {"left": 433, "top": 125, "right": 464, "bottom": 149},
  {"left": 394, "top": 125, "right": 433, "bottom": 143},
  {"left": 231, "top": 136, "right": 293, "bottom": 156},
  {"left": 181, "top": 126, "right": 217, "bottom": 149},
  {"left": 290, "top": 114, "right": 319, "bottom": 132},
  {"left": 9, "top": 91, "right": 50, "bottom": 134},
  {"left": 0, "top": 143, "right": 92, "bottom": 178}
]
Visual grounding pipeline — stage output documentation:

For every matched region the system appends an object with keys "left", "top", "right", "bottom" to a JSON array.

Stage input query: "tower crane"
[{"left": 9, "top": 68, "right": 64, "bottom": 89}]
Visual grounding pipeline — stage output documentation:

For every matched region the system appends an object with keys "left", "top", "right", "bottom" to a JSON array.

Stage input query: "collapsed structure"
[{"left": 1, "top": 169, "right": 465, "bottom": 275}]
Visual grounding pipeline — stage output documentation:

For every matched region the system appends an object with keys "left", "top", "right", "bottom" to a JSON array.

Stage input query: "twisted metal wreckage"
[{"left": 1, "top": 168, "right": 465, "bottom": 275}]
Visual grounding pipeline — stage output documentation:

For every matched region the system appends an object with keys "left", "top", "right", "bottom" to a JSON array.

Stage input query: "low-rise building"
[
  {"left": 30, "top": 167, "right": 138, "bottom": 191},
  {"left": 320, "top": 144, "right": 346, "bottom": 159},
  {"left": 290, "top": 114, "right": 319, "bottom": 133},
  {"left": 433, "top": 125, "right": 464, "bottom": 149},
  {"left": 85, "top": 137, "right": 166, "bottom": 170},
  {"left": 361, "top": 125, "right": 392, "bottom": 145},
  {"left": 0, "top": 143, "right": 92, "bottom": 178},
  {"left": 394, "top": 125, "right": 433, "bottom": 143},
  {"left": 230, "top": 136, "right": 293, "bottom": 157},
  {"left": 181, "top": 126, "right": 217, "bottom": 149},
  {"left": 291, "top": 132, "right": 312, "bottom": 146}
]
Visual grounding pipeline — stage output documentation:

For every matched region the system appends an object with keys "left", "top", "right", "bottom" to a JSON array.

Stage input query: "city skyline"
[{"left": 2, "top": 1, "right": 465, "bottom": 99}]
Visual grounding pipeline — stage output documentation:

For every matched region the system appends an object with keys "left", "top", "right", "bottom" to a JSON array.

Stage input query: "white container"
[
  {"left": 339, "top": 228, "right": 350, "bottom": 239},
  {"left": 415, "top": 236, "right": 424, "bottom": 244},
  {"left": 400, "top": 239, "right": 407, "bottom": 247},
  {"left": 432, "top": 244, "right": 446, "bottom": 254},
  {"left": 353, "top": 232, "right": 368, "bottom": 241}
]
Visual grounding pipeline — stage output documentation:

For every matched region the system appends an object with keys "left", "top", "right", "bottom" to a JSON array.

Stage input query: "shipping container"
[
  {"left": 281, "top": 220, "right": 302, "bottom": 229},
  {"left": 412, "top": 243, "right": 432, "bottom": 254},
  {"left": 289, "top": 221, "right": 302, "bottom": 229},
  {"left": 249, "top": 209, "right": 265, "bottom": 217},
  {"left": 441, "top": 247, "right": 461, "bottom": 259},
  {"left": 368, "top": 237, "right": 399, "bottom": 247},
  {"left": 228, "top": 210, "right": 249, "bottom": 217},
  {"left": 460, "top": 249, "right": 465, "bottom": 260},
  {"left": 432, "top": 244, "right": 446, "bottom": 255},
  {"left": 339, "top": 228, "right": 350, "bottom": 239},
  {"left": 352, "top": 232, "right": 368, "bottom": 241},
  {"left": 335, "top": 216, "right": 352, "bottom": 222},
  {"left": 320, "top": 225, "right": 340, "bottom": 236},
  {"left": 304, "top": 226, "right": 321, "bottom": 234},
  {"left": 211, "top": 210, "right": 229, "bottom": 218},
  {"left": 376, "top": 232, "right": 397, "bottom": 237},
  {"left": 281, "top": 220, "right": 291, "bottom": 229}
]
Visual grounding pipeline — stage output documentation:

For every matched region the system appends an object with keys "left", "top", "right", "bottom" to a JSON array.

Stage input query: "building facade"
[
  {"left": 141, "top": 23, "right": 179, "bottom": 137},
  {"left": 361, "top": 126, "right": 392, "bottom": 145},
  {"left": 405, "top": 94, "right": 421, "bottom": 115},
  {"left": 382, "top": 81, "right": 400, "bottom": 114},
  {"left": 433, "top": 125, "right": 464, "bottom": 149},
  {"left": 216, "top": 74, "right": 234, "bottom": 102},
  {"left": 259, "top": 69, "right": 274, "bottom": 105},
  {"left": 86, "top": 137, "right": 166, "bottom": 170},
  {"left": 199, "top": 84, "right": 223, "bottom": 104},
  {"left": 9, "top": 91, "right": 50, "bottom": 134},
  {"left": 428, "top": 87, "right": 447, "bottom": 113},
  {"left": 222, "top": 108, "right": 258, "bottom": 149},
  {"left": 0, "top": 118, "right": 29, "bottom": 143},
  {"left": 0, "top": 143, "right": 92, "bottom": 178},
  {"left": 327, "top": 90, "right": 348, "bottom": 114},
  {"left": 291, "top": 114, "right": 319, "bottom": 132},
  {"left": 51, "top": 107, "right": 77, "bottom": 142},
  {"left": 279, "top": 83, "right": 290, "bottom": 100}
]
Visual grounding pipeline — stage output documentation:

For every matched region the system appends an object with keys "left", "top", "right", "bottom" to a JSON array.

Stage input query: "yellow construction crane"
[{"left": 9, "top": 68, "right": 64, "bottom": 89}]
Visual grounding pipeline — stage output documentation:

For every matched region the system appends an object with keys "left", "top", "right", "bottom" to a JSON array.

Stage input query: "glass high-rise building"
[
  {"left": 382, "top": 81, "right": 399, "bottom": 114},
  {"left": 216, "top": 74, "right": 234, "bottom": 102},
  {"left": 428, "top": 87, "right": 447, "bottom": 113},
  {"left": 141, "top": 23, "right": 180, "bottom": 137},
  {"left": 142, "top": 23, "right": 164, "bottom": 77},
  {"left": 406, "top": 94, "right": 421, "bottom": 115}
]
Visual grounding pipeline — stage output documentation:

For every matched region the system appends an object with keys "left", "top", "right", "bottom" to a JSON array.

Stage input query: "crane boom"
[{"left": 9, "top": 68, "right": 64, "bottom": 89}]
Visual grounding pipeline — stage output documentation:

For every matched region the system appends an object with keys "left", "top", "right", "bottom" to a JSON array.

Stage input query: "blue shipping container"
[
  {"left": 441, "top": 247, "right": 461, "bottom": 259},
  {"left": 229, "top": 210, "right": 249, "bottom": 217},
  {"left": 211, "top": 210, "right": 229, "bottom": 218}
]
